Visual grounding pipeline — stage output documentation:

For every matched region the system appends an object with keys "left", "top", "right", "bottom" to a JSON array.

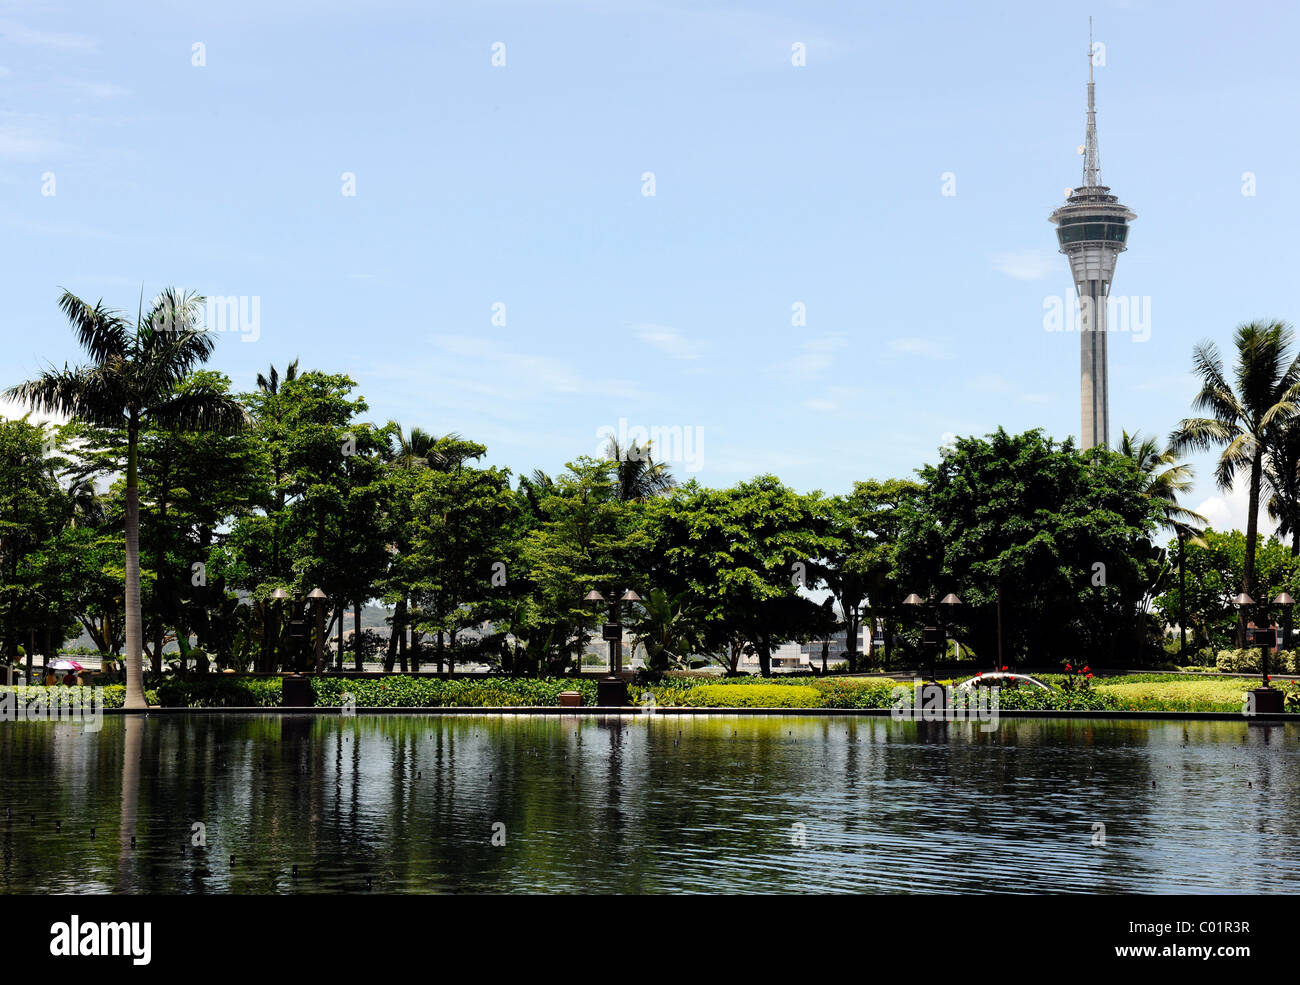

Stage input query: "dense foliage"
[{"left": 12, "top": 290, "right": 1296, "bottom": 680}]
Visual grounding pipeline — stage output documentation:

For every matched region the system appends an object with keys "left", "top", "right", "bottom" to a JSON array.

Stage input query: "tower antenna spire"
[{"left": 1084, "top": 16, "right": 1099, "bottom": 187}]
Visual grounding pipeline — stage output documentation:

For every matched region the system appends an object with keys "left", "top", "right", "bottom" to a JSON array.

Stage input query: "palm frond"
[{"left": 56, "top": 290, "right": 130, "bottom": 364}]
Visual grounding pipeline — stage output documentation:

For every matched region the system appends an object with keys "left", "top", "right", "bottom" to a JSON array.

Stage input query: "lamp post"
[
  {"left": 271, "top": 587, "right": 289, "bottom": 672},
  {"left": 1234, "top": 591, "right": 1288, "bottom": 714},
  {"left": 308, "top": 588, "right": 327, "bottom": 673},
  {"left": 584, "top": 587, "right": 642, "bottom": 706},
  {"left": 902, "top": 592, "right": 962, "bottom": 682},
  {"left": 1177, "top": 527, "right": 1187, "bottom": 659}
]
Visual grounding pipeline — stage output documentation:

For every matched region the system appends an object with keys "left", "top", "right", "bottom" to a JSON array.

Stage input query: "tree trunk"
[
  {"left": 123, "top": 423, "right": 147, "bottom": 709},
  {"left": 398, "top": 609, "right": 408, "bottom": 673},
  {"left": 336, "top": 601, "right": 345, "bottom": 671},
  {"left": 1178, "top": 530, "right": 1187, "bottom": 659},
  {"left": 384, "top": 603, "right": 400, "bottom": 673},
  {"left": 152, "top": 482, "right": 168, "bottom": 676},
  {"left": 846, "top": 609, "right": 859, "bottom": 672},
  {"left": 353, "top": 597, "right": 363, "bottom": 672},
  {"left": 1242, "top": 457, "right": 1263, "bottom": 647}
]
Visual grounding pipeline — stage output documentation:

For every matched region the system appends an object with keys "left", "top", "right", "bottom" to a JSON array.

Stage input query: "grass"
[{"left": 1094, "top": 677, "right": 1258, "bottom": 713}]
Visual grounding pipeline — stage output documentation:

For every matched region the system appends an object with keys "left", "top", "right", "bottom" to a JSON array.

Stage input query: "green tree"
[
  {"left": 897, "top": 429, "right": 1165, "bottom": 667},
  {"left": 0, "top": 417, "right": 66, "bottom": 674},
  {"left": 646, "top": 476, "right": 833, "bottom": 676},
  {"left": 819, "top": 479, "right": 923, "bottom": 670},
  {"left": 519, "top": 458, "right": 649, "bottom": 674},
  {"left": 1117, "top": 429, "right": 1207, "bottom": 657},
  {"left": 1153, "top": 528, "right": 1297, "bottom": 653},
  {"left": 602, "top": 436, "right": 677, "bottom": 502},
  {"left": 1169, "top": 322, "right": 1300, "bottom": 644},
  {"left": 5, "top": 289, "right": 245, "bottom": 707},
  {"left": 406, "top": 445, "right": 516, "bottom": 673}
]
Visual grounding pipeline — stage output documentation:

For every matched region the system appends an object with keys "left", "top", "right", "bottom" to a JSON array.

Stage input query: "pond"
[{"left": 0, "top": 714, "right": 1296, "bottom": 894}]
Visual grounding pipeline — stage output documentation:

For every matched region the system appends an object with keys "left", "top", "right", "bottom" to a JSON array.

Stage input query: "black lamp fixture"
[
  {"left": 584, "top": 587, "right": 643, "bottom": 706},
  {"left": 903, "top": 591, "right": 963, "bottom": 681}
]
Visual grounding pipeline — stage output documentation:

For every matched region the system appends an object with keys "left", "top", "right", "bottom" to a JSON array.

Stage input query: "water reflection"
[{"left": 0, "top": 714, "right": 1296, "bottom": 894}]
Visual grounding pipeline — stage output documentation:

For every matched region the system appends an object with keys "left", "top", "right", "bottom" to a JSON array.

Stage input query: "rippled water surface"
[{"left": 0, "top": 714, "right": 1297, "bottom": 893}]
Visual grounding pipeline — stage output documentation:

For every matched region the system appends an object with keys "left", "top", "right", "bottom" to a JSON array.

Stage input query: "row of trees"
[{"left": 12, "top": 290, "right": 1297, "bottom": 707}]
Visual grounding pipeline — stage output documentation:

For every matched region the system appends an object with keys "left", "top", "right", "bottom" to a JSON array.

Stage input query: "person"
[
  {"left": 43, "top": 670, "right": 57, "bottom": 686},
  {"left": 63, "top": 671, "right": 78, "bottom": 687}
]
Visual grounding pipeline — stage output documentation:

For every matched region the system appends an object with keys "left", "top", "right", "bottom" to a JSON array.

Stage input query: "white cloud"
[
  {"left": 991, "top": 249, "right": 1058, "bottom": 281},
  {"left": 786, "top": 333, "right": 850, "bottom": 378},
  {"left": 429, "top": 334, "right": 645, "bottom": 400},
  {"left": 1193, "top": 473, "right": 1273, "bottom": 537},
  {"left": 78, "top": 82, "right": 128, "bottom": 100},
  {"left": 0, "top": 396, "right": 68, "bottom": 427},
  {"left": 0, "top": 125, "right": 58, "bottom": 157},
  {"left": 0, "top": 20, "right": 99, "bottom": 51},
  {"left": 972, "top": 373, "right": 1013, "bottom": 394},
  {"left": 889, "top": 336, "right": 952, "bottom": 360},
  {"left": 635, "top": 324, "right": 699, "bottom": 360}
]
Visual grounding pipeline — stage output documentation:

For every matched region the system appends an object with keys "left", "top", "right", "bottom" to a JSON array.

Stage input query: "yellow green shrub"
[{"left": 684, "top": 683, "right": 822, "bottom": 708}]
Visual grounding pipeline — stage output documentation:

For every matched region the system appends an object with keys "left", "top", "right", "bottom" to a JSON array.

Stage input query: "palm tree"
[
  {"left": 255, "top": 358, "right": 299, "bottom": 395},
  {"left": 603, "top": 437, "right": 677, "bottom": 502},
  {"left": 387, "top": 424, "right": 475, "bottom": 471},
  {"left": 1169, "top": 321, "right": 1300, "bottom": 645},
  {"left": 5, "top": 288, "right": 246, "bottom": 707},
  {"left": 1263, "top": 417, "right": 1300, "bottom": 556},
  {"left": 1117, "top": 429, "right": 1208, "bottom": 532},
  {"left": 1117, "top": 429, "right": 1208, "bottom": 656}
]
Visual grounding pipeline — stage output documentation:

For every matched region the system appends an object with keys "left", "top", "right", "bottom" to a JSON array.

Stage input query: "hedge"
[
  {"left": 1, "top": 672, "right": 1286, "bottom": 714},
  {"left": 0, "top": 684, "right": 158, "bottom": 709},
  {"left": 309, "top": 676, "right": 600, "bottom": 707},
  {"left": 683, "top": 683, "right": 822, "bottom": 708},
  {"left": 1215, "top": 649, "right": 1299, "bottom": 674}
]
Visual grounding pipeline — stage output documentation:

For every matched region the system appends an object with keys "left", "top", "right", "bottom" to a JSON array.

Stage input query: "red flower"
[
  {"left": 1086, "top": 673, "right": 1093, "bottom": 679},
  {"left": 1082, "top": 665, "right": 1090, "bottom": 673},
  {"left": 1001, "top": 665, "right": 1008, "bottom": 672},
  {"left": 976, "top": 671, "right": 983, "bottom": 677},
  {"left": 1065, "top": 663, "right": 1073, "bottom": 671}
]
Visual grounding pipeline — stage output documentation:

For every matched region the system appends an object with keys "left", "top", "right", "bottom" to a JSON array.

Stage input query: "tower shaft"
[{"left": 1079, "top": 278, "right": 1109, "bottom": 450}]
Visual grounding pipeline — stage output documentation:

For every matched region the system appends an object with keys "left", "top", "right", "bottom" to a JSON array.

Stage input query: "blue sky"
[{"left": 3, "top": 0, "right": 1298, "bottom": 534}]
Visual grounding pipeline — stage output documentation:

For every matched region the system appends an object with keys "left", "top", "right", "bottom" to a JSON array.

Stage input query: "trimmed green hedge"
[
  {"left": 4, "top": 671, "right": 1282, "bottom": 713},
  {"left": 0, "top": 684, "right": 158, "bottom": 708},
  {"left": 309, "top": 676, "right": 599, "bottom": 707},
  {"left": 1216, "top": 648, "right": 1299, "bottom": 674},
  {"left": 156, "top": 677, "right": 282, "bottom": 707},
  {"left": 683, "top": 683, "right": 822, "bottom": 708}
]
